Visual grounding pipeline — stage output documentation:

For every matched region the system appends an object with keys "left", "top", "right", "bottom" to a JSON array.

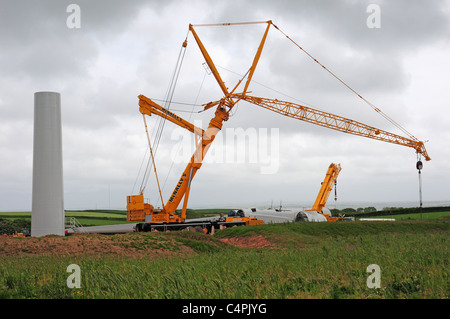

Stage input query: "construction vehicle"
[
  {"left": 127, "top": 94, "right": 263, "bottom": 233},
  {"left": 306, "top": 163, "right": 354, "bottom": 222},
  {"left": 230, "top": 163, "right": 351, "bottom": 223},
  {"left": 127, "top": 21, "right": 430, "bottom": 232},
  {"left": 12, "top": 228, "right": 30, "bottom": 238}
]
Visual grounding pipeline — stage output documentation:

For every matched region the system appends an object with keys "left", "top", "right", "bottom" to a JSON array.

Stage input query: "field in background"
[
  {"left": 0, "top": 208, "right": 233, "bottom": 228},
  {"left": 1, "top": 207, "right": 449, "bottom": 228}
]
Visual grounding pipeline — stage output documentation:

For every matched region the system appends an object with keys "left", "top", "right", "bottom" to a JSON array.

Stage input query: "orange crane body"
[{"left": 127, "top": 97, "right": 228, "bottom": 223}]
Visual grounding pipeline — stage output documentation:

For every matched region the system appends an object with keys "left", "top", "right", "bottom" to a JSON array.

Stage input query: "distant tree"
[
  {"left": 0, "top": 220, "right": 17, "bottom": 235},
  {"left": 12, "top": 218, "right": 30, "bottom": 229},
  {"left": 364, "top": 207, "right": 377, "bottom": 213},
  {"left": 330, "top": 209, "right": 341, "bottom": 215},
  {"left": 383, "top": 207, "right": 403, "bottom": 211}
]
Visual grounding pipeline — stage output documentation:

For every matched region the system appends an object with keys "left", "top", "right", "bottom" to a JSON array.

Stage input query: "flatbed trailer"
[{"left": 134, "top": 216, "right": 262, "bottom": 233}]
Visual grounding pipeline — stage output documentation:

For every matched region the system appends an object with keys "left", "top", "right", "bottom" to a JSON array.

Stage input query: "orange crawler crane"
[
  {"left": 127, "top": 21, "right": 430, "bottom": 232},
  {"left": 126, "top": 95, "right": 263, "bottom": 232}
]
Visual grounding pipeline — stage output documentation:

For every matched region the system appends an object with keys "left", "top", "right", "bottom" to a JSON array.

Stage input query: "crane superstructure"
[{"left": 127, "top": 21, "right": 430, "bottom": 232}]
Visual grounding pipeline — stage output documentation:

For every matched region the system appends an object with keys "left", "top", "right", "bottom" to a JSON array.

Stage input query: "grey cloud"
[
  {"left": 0, "top": 0, "right": 166, "bottom": 82},
  {"left": 256, "top": 0, "right": 450, "bottom": 52}
]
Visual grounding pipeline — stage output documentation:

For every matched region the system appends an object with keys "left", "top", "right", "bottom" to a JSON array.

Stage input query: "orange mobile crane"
[
  {"left": 127, "top": 95, "right": 263, "bottom": 232},
  {"left": 127, "top": 21, "right": 430, "bottom": 232},
  {"left": 306, "top": 163, "right": 354, "bottom": 222},
  {"left": 307, "top": 163, "right": 342, "bottom": 218}
]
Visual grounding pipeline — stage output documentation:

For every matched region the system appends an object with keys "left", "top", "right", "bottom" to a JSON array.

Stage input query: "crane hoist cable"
[
  {"left": 154, "top": 41, "right": 188, "bottom": 155},
  {"left": 146, "top": 98, "right": 203, "bottom": 111},
  {"left": 197, "top": 21, "right": 416, "bottom": 143},
  {"left": 142, "top": 114, "right": 165, "bottom": 210},
  {"left": 271, "top": 23, "right": 417, "bottom": 142},
  {"left": 139, "top": 40, "right": 188, "bottom": 196},
  {"left": 215, "top": 63, "right": 330, "bottom": 115},
  {"left": 159, "top": 68, "right": 209, "bottom": 199}
]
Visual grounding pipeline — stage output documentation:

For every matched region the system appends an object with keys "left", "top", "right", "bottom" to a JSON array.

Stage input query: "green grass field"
[
  {"left": 1, "top": 208, "right": 448, "bottom": 299},
  {"left": 0, "top": 218, "right": 448, "bottom": 299}
]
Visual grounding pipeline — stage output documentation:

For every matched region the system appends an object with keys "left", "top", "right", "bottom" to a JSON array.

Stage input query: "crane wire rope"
[
  {"left": 144, "top": 98, "right": 203, "bottom": 111},
  {"left": 139, "top": 41, "right": 188, "bottom": 195},
  {"left": 216, "top": 64, "right": 328, "bottom": 113},
  {"left": 157, "top": 69, "right": 209, "bottom": 207},
  {"left": 193, "top": 20, "right": 411, "bottom": 139},
  {"left": 131, "top": 146, "right": 148, "bottom": 195},
  {"left": 143, "top": 114, "right": 165, "bottom": 209},
  {"left": 271, "top": 23, "right": 417, "bottom": 141},
  {"left": 272, "top": 21, "right": 428, "bottom": 210}
]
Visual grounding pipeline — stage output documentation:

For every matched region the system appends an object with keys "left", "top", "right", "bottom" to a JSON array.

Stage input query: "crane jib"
[{"left": 236, "top": 94, "right": 430, "bottom": 161}]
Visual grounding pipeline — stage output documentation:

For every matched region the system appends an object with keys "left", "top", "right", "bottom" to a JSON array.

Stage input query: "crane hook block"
[{"left": 416, "top": 160, "right": 423, "bottom": 170}]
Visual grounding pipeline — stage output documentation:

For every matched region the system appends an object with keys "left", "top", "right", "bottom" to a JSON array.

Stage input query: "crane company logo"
[
  {"left": 160, "top": 106, "right": 183, "bottom": 123},
  {"left": 170, "top": 124, "right": 280, "bottom": 174},
  {"left": 169, "top": 173, "right": 187, "bottom": 202}
]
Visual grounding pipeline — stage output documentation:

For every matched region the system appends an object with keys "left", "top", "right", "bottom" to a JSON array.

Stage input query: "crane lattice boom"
[{"left": 234, "top": 95, "right": 430, "bottom": 161}]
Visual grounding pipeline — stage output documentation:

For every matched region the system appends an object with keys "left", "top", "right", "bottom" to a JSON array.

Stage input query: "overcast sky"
[{"left": 1, "top": 0, "right": 450, "bottom": 211}]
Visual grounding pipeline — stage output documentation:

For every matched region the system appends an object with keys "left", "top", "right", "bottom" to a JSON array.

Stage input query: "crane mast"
[{"left": 127, "top": 20, "right": 430, "bottom": 227}]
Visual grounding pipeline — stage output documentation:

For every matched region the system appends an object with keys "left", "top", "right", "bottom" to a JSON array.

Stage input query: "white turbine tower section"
[
  {"left": 231, "top": 208, "right": 327, "bottom": 223},
  {"left": 31, "top": 92, "right": 65, "bottom": 237}
]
